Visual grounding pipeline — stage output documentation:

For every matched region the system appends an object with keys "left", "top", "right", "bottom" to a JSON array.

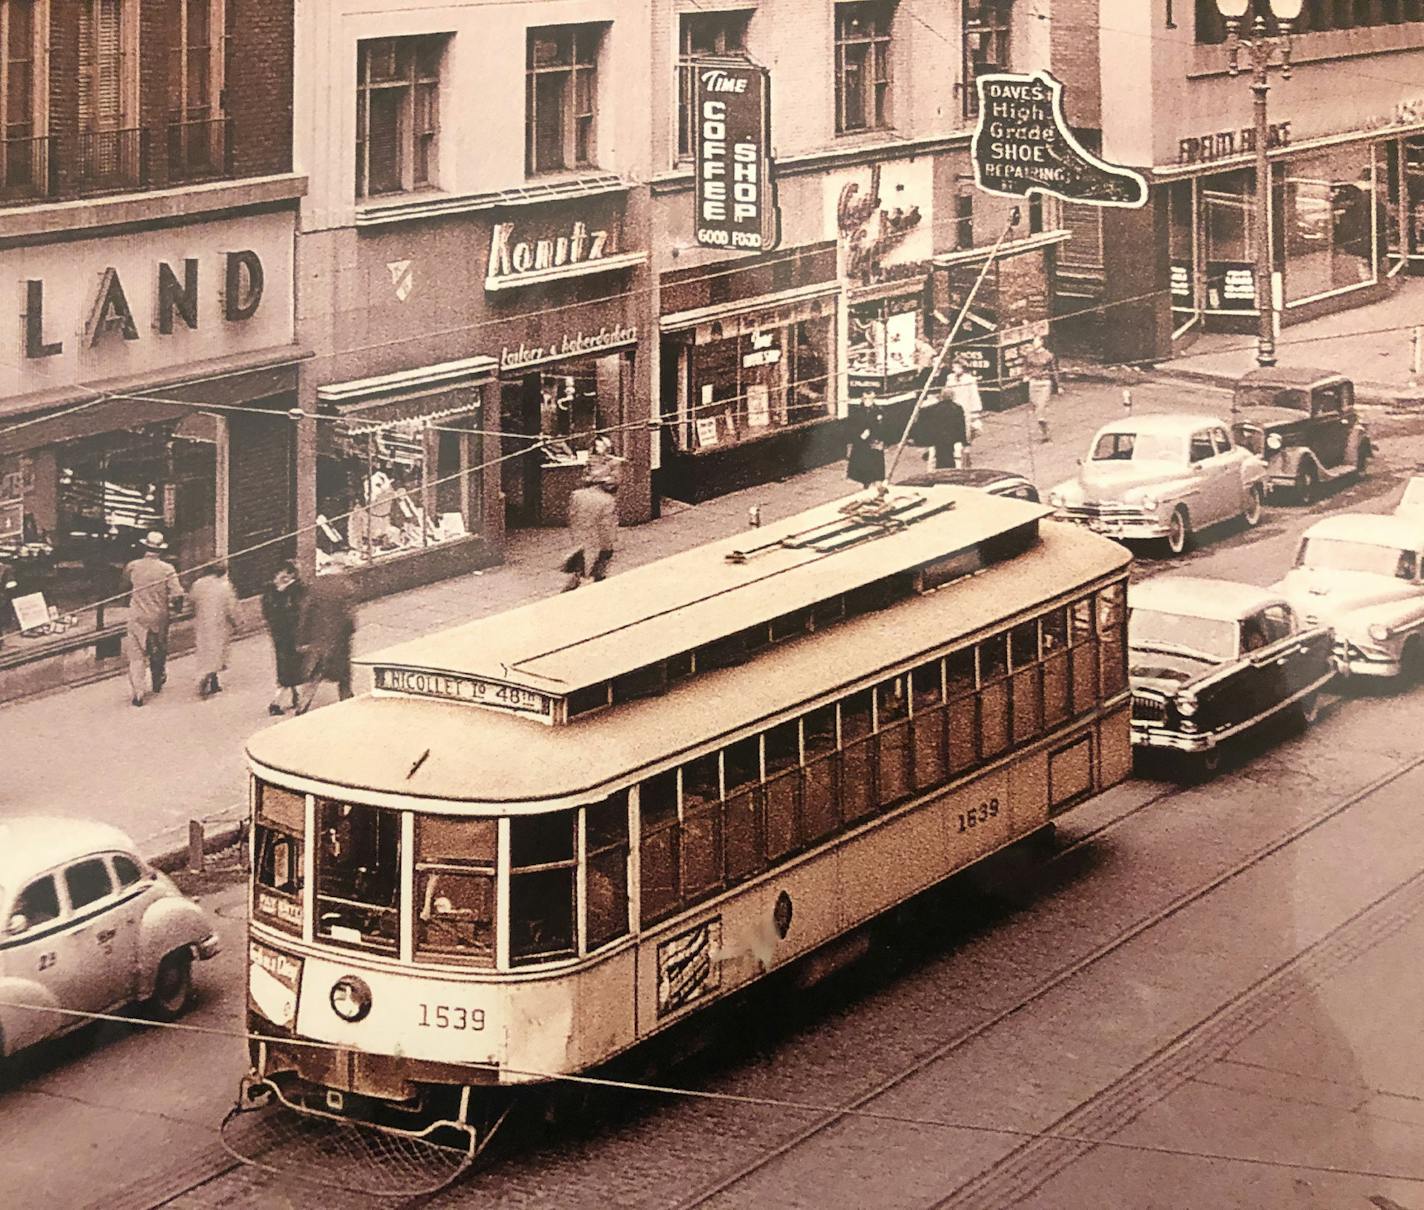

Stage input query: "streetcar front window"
[
  {"left": 254, "top": 782, "right": 305, "bottom": 936},
  {"left": 585, "top": 792, "right": 630, "bottom": 950},
  {"left": 510, "top": 810, "right": 577, "bottom": 965},
  {"left": 315, "top": 799, "right": 400, "bottom": 954},
  {"left": 414, "top": 816, "right": 496, "bottom": 967}
]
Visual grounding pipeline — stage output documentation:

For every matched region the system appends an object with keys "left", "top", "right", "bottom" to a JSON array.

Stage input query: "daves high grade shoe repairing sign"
[
  {"left": 973, "top": 71, "right": 1148, "bottom": 209},
  {"left": 694, "top": 60, "right": 782, "bottom": 253}
]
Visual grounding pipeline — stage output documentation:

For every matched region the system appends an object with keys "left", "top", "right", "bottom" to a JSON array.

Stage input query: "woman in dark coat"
[
  {"left": 261, "top": 561, "right": 306, "bottom": 715},
  {"left": 299, "top": 572, "right": 357, "bottom": 708},
  {"left": 847, "top": 407, "right": 887, "bottom": 489}
]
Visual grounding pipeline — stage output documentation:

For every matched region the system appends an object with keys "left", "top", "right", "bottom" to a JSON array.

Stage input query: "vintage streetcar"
[
  {"left": 1127, "top": 577, "right": 1336, "bottom": 777},
  {"left": 234, "top": 486, "right": 1132, "bottom": 1155}
]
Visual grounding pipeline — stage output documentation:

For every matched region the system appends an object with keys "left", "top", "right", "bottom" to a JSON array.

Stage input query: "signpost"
[
  {"left": 972, "top": 71, "right": 1148, "bottom": 209},
  {"left": 693, "top": 60, "right": 780, "bottom": 253}
]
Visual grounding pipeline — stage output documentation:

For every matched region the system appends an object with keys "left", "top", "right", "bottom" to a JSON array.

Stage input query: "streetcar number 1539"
[{"left": 418, "top": 1004, "right": 486, "bottom": 1031}]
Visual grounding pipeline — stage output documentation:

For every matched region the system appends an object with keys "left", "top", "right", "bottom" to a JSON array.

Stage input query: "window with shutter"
[{"left": 80, "top": 0, "right": 125, "bottom": 131}]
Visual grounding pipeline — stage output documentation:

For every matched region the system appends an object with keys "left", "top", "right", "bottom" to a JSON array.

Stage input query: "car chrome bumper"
[
  {"left": 1336, "top": 645, "right": 1401, "bottom": 678},
  {"left": 1130, "top": 724, "right": 1215, "bottom": 753},
  {"left": 1061, "top": 514, "right": 1166, "bottom": 540},
  {"left": 194, "top": 932, "right": 221, "bottom": 961}
]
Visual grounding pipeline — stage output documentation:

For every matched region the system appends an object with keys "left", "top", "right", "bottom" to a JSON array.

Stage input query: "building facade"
[
  {"left": 1072, "top": 0, "right": 1424, "bottom": 363},
  {"left": 292, "top": 0, "right": 653, "bottom": 598},
  {"left": 0, "top": 0, "right": 301, "bottom": 692}
]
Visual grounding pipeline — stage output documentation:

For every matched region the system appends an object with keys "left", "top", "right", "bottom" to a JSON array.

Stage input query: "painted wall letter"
[
  {"left": 23, "top": 280, "right": 62, "bottom": 358},
  {"left": 86, "top": 268, "right": 140, "bottom": 346},
  {"left": 157, "top": 259, "right": 199, "bottom": 334},
  {"left": 223, "top": 250, "right": 264, "bottom": 321}
]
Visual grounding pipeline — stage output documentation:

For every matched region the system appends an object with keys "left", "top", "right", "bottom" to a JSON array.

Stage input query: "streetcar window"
[
  {"left": 912, "top": 660, "right": 944, "bottom": 710},
  {"left": 802, "top": 704, "right": 841, "bottom": 842},
  {"left": 841, "top": 690, "right": 876, "bottom": 822},
  {"left": 254, "top": 782, "right": 305, "bottom": 937},
  {"left": 639, "top": 770, "right": 680, "bottom": 925},
  {"left": 723, "top": 737, "right": 764, "bottom": 884},
  {"left": 770, "top": 609, "right": 811, "bottom": 642},
  {"left": 1070, "top": 597, "right": 1099, "bottom": 715},
  {"left": 764, "top": 721, "right": 802, "bottom": 861},
  {"left": 979, "top": 634, "right": 1009, "bottom": 682},
  {"left": 1041, "top": 606, "right": 1069, "bottom": 652},
  {"left": 946, "top": 648, "right": 976, "bottom": 697},
  {"left": 414, "top": 817, "right": 496, "bottom": 967},
  {"left": 315, "top": 800, "right": 400, "bottom": 954},
  {"left": 680, "top": 755, "right": 723, "bottom": 898},
  {"left": 841, "top": 690, "right": 874, "bottom": 740},
  {"left": 1097, "top": 583, "right": 1128, "bottom": 698},
  {"left": 510, "top": 811, "right": 577, "bottom": 965},
  {"left": 875, "top": 677, "right": 908, "bottom": 724},
  {"left": 1010, "top": 621, "right": 1039, "bottom": 669},
  {"left": 1041, "top": 607, "right": 1072, "bottom": 727},
  {"left": 612, "top": 663, "right": 667, "bottom": 704},
  {"left": 586, "top": 792, "right": 630, "bottom": 949},
  {"left": 875, "top": 677, "right": 913, "bottom": 808}
]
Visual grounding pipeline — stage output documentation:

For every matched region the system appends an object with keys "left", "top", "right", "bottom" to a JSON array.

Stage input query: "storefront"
[
  {"left": 0, "top": 208, "right": 301, "bottom": 691},
  {"left": 657, "top": 242, "right": 843, "bottom": 504}
]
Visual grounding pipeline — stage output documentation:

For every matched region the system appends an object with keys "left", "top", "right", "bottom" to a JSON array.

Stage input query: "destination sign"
[{"left": 372, "top": 665, "right": 554, "bottom": 719}]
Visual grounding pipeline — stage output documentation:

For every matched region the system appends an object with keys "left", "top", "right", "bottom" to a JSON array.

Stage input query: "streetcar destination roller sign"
[{"left": 694, "top": 59, "right": 781, "bottom": 252}]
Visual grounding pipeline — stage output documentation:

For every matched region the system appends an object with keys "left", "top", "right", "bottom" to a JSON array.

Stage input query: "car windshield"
[
  {"left": 1296, "top": 537, "right": 1417, "bottom": 580},
  {"left": 1129, "top": 608, "right": 1238, "bottom": 662},
  {"left": 1091, "top": 432, "right": 1182, "bottom": 462},
  {"left": 1235, "top": 385, "right": 1309, "bottom": 411}
]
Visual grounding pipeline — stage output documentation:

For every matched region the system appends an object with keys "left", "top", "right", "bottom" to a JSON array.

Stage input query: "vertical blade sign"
[{"left": 694, "top": 60, "right": 780, "bottom": 253}]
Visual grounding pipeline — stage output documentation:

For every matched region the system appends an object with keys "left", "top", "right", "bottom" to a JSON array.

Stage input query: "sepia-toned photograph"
[{"left": 3, "top": 0, "right": 1424, "bottom": 1205}]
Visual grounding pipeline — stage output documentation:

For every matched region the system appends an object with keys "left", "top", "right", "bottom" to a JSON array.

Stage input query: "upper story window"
[
  {"left": 1197, "top": 0, "right": 1423, "bottom": 42},
  {"left": 0, "top": 0, "right": 42, "bottom": 197},
  {"left": 526, "top": 24, "right": 601, "bottom": 176},
  {"left": 168, "top": 0, "right": 226, "bottom": 181},
  {"left": 677, "top": 10, "right": 750, "bottom": 162},
  {"left": 77, "top": 0, "right": 141, "bottom": 188},
  {"left": 356, "top": 36, "right": 442, "bottom": 200},
  {"left": 835, "top": 1, "right": 893, "bottom": 134},
  {"left": 962, "top": 0, "right": 1012, "bottom": 121}
]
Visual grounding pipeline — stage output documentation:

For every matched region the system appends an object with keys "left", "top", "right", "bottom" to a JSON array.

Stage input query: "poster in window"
[
  {"left": 0, "top": 497, "right": 22, "bottom": 543},
  {"left": 746, "top": 384, "right": 771, "bottom": 428},
  {"left": 695, "top": 417, "right": 720, "bottom": 448},
  {"left": 1208, "top": 261, "right": 1256, "bottom": 311},
  {"left": 693, "top": 59, "right": 780, "bottom": 253}
]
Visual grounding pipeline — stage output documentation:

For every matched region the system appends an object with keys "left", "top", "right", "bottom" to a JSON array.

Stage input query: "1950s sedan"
[
  {"left": 1, "top": 818, "right": 219, "bottom": 1062},
  {"left": 1274, "top": 506, "right": 1424, "bottom": 681},
  {"left": 1048, "top": 414, "right": 1269, "bottom": 555},
  {"left": 1128, "top": 577, "right": 1336, "bottom": 775}
]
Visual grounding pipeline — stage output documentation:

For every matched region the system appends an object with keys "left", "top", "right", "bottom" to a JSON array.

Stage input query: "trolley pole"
[{"left": 886, "top": 207, "right": 1021, "bottom": 486}]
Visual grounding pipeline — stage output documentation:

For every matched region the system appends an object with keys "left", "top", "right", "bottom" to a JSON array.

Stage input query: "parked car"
[
  {"left": 1048, "top": 414, "right": 1268, "bottom": 555},
  {"left": 0, "top": 818, "right": 219, "bottom": 1061},
  {"left": 1230, "top": 366, "right": 1371, "bottom": 502},
  {"left": 897, "top": 467, "right": 1040, "bottom": 502},
  {"left": 1128, "top": 577, "right": 1336, "bottom": 775},
  {"left": 1274, "top": 500, "right": 1424, "bottom": 681}
]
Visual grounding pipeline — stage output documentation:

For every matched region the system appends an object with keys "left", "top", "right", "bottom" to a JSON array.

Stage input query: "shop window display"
[
  {"left": 316, "top": 408, "right": 481, "bottom": 574},
  {"left": 1283, "top": 148, "right": 1378, "bottom": 304},
  {"left": 1203, "top": 168, "right": 1257, "bottom": 312}
]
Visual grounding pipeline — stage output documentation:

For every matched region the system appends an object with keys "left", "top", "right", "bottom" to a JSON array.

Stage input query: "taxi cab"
[{"left": 0, "top": 818, "right": 219, "bottom": 1060}]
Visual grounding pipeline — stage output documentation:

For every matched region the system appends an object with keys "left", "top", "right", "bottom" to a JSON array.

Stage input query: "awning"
[
  {"left": 340, "top": 395, "right": 481, "bottom": 436},
  {"left": 317, "top": 355, "right": 497, "bottom": 434}
]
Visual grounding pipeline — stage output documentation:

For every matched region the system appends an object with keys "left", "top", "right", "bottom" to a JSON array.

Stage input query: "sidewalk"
[
  {"left": 1, "top": 376, "right": 1235, "bottom": 861},
  {"left": 1158, "top": 275, "right": 1424, "bottom": 405}
]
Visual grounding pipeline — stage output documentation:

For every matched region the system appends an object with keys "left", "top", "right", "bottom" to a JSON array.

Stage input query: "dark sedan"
[
  {"left": 1128, "top": 576, "right": 1336, "bottom": 777},
  {"left": 896, "top": 467, "right": 1040, "bottom": 502}
]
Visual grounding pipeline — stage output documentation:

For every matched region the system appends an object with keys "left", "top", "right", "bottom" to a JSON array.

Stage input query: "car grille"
[
  {"left": 1131, "top": 691, "right": 1168, "bottom": 724},
  {"left": 1059, "top": 502, "right": 1148, "bottom": 519}
]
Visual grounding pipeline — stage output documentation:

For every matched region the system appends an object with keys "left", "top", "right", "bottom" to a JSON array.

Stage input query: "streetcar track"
[{"left": 672, "top": 745, "right": 1424, "bottom": 1210}]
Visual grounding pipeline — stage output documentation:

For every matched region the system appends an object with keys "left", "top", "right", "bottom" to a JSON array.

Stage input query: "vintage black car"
[
  {"left": 1230, "top": 366, "right": 1371, "bottom": 502},
  {"left": 897, "top": 467, "right": 1040, "bottom": 502},
  {"left": 1128, "top": 576, "right": 1336, "bottom": 776}
]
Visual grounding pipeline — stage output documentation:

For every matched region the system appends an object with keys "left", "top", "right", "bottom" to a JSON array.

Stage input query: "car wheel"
[
  {"left": 1401, "top": 637, "right": 1424, "bottom": 688},
  {"left": 1164, "top": 506, "right": 1192, "bottom": 556},
  {"left": 147, "top": 951, "right": 194, "bottom": 1022},
  {"left": 1243, "top": 484, "right": 1264, "bottom": 527},
  {"left": 1296, "top": 462, "right": 1319, "bottom": 504},
  {"left": 1355, "top": 443, "right": 1370, "bottom": 480}
]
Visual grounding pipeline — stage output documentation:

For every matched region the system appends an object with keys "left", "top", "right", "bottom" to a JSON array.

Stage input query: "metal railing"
[
  {"left": 0, "top": 134, "right": 55, "bottom": 200},
  {"left": 73, "top": 126, "right": 150, "bottom": 192},
  {"left": 167, "top": 116, "right": 232, "bottom": 182}
]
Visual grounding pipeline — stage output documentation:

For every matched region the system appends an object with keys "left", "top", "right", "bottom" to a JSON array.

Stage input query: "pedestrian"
[
  {"left": 1023, "top": 336, "right": 1061, "bottom": 442},
  {"left": 298, "top": 573, "right": 357, "bottom": 711},
  {"left": 261, "top": 560, "right": 307, "bottom": 715},
  {"left": 913, "top": 388, "right": 968, "bottom": 473},
  {"left": 846, "top": 407, "right": 887, "bottom": 489},
  {"left": 561, "top": 435, "right": 622, "bottom": 591},
  {"left": 119, "top": 530, "right": 183, "bottom": 707},
  {"left": 190, "top": 561, "right": 239, "bottom": 699},
  {"left": 947, "top": 359, "right": 985, "bottom": 466}
]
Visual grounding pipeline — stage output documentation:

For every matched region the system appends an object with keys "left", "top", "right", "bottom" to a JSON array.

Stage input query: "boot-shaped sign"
[{"left": 972, "top": 71, "right": 1147, "bottom": 209}]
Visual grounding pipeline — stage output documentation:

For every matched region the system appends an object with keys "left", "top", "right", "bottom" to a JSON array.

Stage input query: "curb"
[
  {"left": 150, "top": 820, "right": 246, "bottom": 875},
  {"left": 1151, "top": 365, "right": 1424, "bottom": 409}
]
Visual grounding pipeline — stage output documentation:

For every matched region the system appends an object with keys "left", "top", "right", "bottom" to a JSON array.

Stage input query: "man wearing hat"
[{"left": 119, "top": 531, "right": 183, "bottom": 706}]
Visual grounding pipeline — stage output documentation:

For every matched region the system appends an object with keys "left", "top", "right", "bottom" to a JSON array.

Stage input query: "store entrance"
[{"left": 500, "top": 376, "right": 544, "bottom": 528}]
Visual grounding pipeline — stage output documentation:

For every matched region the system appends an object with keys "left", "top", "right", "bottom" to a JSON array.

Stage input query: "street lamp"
[{"left": 1214, "top": 0, "right": 1301, "bottom": 368}]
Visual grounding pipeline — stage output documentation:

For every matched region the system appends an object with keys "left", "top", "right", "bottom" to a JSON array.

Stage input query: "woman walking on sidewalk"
[
  {"left": 261, "top": 560, "right": 306, "bottom": 715},
  {"left": 191, "top": 562, "right": 239, "bottom": 699},
  {"left": 561, "top": 436, "right": 623, "bottom": 591},
  {"left": 1023, "top": 336, "right": 1061, "bottom": 442}
]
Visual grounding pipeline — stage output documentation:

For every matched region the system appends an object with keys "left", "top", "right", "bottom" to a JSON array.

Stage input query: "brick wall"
[
  {"left": 1050, "top": 0, "right": 1102, "bottom": 130},
  {"left": 225, "top": 0, "right": 294, "bottom": 179}
]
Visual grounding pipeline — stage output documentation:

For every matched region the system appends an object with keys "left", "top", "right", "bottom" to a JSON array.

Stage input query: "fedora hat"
[{"left": 140, "top": 530, "right": 169, "bottom": 552}]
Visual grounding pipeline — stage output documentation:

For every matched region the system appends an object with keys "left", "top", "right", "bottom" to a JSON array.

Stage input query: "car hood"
[
  {"left": 1129, "top": 649, "right": 1220, "bottom": 691},
  {"left": 1274, "top": 569, "right": 1420, "bottom": 621},
  {"left": 1076, "top": 461, "right": 1194, "bottom": 498},
  {"left": 1235, "top": 406, "right": 1308, "bottom": 430}
]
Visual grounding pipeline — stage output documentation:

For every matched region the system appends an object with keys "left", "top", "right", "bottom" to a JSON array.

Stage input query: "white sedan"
[
  {"left": 0, "top": 818, "right": 219, "bottom": 1061},
  {"left": 1048, "top": 414, "right": 1269, "bottom": 555}
]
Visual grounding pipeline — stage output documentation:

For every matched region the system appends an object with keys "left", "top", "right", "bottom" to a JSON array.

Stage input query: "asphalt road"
[{"left": 6, "top": 397, "right": 1424, "bottom": 1208}]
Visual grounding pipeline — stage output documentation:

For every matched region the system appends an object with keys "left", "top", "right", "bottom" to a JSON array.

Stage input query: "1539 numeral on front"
[{"left": 417, "top": 1003, "right": 486, "bottom": 1031}]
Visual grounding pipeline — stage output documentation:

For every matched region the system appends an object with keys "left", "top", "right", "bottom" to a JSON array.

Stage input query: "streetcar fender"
[
  {"left": 137, "top": 896, "right": 216, "bottom": 998},
  {"left": 0, "top": 975, "right": 64, "bottom": 1055}
]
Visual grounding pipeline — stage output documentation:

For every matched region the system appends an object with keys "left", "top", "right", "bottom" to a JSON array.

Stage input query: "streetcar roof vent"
[{"left": 359, "top": 486, "right": 1050, "bottom": 723}]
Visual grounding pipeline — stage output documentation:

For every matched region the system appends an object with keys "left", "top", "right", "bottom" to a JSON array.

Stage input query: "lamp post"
[{"left": 1214, "top": 0, "right": 1301, "bottom": 368}]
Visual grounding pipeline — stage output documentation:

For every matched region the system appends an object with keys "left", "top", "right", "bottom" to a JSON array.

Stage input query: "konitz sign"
[
  {"left": 973, "top": 71, "right": 1147, "bottom": 209},
  {"left": 484, "top": 212, "right": 646, "bottom": 292},
  {"left": 694, "top": 60, "right": 780, "bottom": 253}
]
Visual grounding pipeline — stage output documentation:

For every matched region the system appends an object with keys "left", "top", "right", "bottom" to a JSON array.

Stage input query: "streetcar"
[{"left": 235, "top": 485, "right": 1132, "bottom": 1157}]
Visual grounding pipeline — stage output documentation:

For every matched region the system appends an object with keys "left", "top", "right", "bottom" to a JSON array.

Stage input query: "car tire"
[
  {"left": 1296, "top": 462, "right": 1319, "bottom": 504},
  {"left": 1355, "top": 443, "right": 1370, "bottom": 480},
  {"left": 1401, "top": 638, "right": 1424, "bottom": 689},
  {"left": 1164, "top": 506, "right": 1192, "bottom": 556},
  {"left": 1243, "top": 484, "right": 1264, "bottom": 527},
  {"left": 147, "top": 951, "right": 194, "bottom": 1022}
]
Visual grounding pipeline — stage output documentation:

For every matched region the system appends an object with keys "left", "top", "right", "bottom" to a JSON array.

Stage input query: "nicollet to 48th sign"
[
  {"left": 972, "top": 71, "right": 1147, "bottom": 209},
  {"left": 693, "top": 60, "right": 780, "bottom": 253}
]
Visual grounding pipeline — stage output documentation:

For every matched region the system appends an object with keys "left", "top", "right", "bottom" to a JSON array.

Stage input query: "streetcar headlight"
[
  {"left": 1176, "top": 692, "right": 1198, "bottom": 718},
  {"left": 1367, "top": 622, "right": 1393, "bottom": 643},
  {"left": 330, "top": 975, "right": 372, "bottom": 1023},
  {"left": 1266, "top": 433, "right": 1283, "bottom": 451}
]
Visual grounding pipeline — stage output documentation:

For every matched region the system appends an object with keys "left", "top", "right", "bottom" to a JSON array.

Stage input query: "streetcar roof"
[
  {"left": 363, "top": 487, "right": 1052, "bottom": 696},
  {"left": 247, "top": 515, "right": 1130, "bottom": 810}
]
